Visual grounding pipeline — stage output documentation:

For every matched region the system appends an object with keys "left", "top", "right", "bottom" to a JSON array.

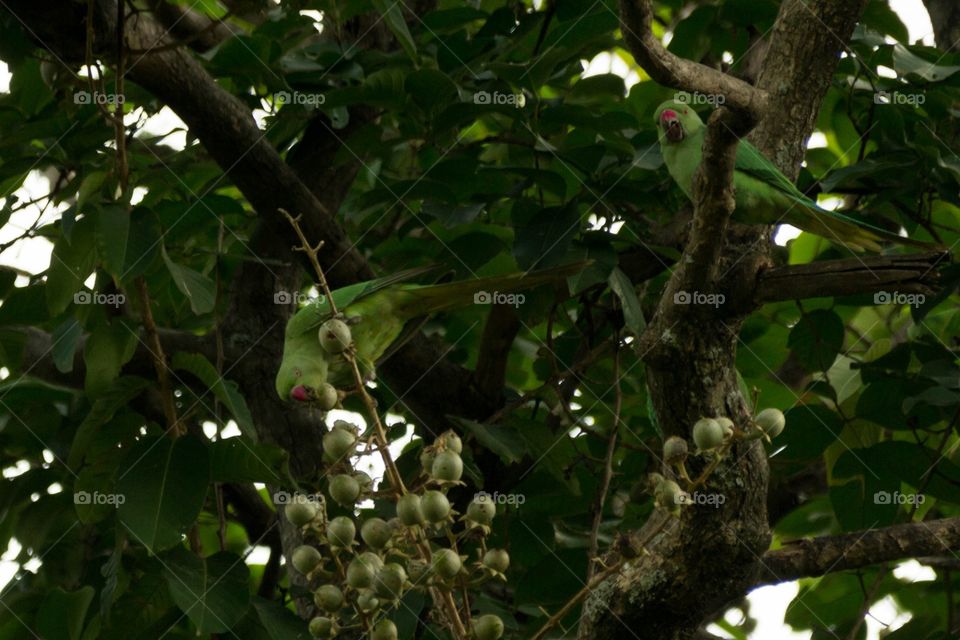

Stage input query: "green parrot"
[
  {"left": 275, "top": 263, "right": 583, "bottom": 403},
  {"left": 654, "top": 100, "right": 933, "bottom": 252}
]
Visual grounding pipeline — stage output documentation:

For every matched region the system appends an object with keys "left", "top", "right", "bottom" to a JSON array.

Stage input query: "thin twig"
[
  {"left": 531, "top": 516, "right": 671, "bottom": 640},
  {"left": 585, "top": 336, "right": 621, "bottom": 584},
  {"left": 136, "top": 278, "right": 182, "bottom": 435},
  {"left": 280, "top": 209, "right": 467, "bottom": 638}
]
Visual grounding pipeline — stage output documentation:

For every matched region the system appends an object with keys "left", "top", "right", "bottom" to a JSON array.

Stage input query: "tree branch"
[
  {"left": 754, "top": 251, "right": 948, "bottom": 304},
  {"left": 756, "top": 517, "right": 960, "bottom": 586},
  {"left": 619, "top": 0, "right": 766, "bottom": 117}
]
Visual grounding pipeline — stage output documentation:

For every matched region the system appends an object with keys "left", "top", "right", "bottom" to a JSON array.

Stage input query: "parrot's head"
[
  {"left": 275, "top": 355, "right": 329, "bottom": 403},
  {"left": 654, "top": 100, "right": 704, "bottom": 144}
]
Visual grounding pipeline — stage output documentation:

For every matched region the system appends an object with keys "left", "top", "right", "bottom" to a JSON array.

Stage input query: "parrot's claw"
[{"left": 346, "top": 315, "right": 363, "bottom": 326}]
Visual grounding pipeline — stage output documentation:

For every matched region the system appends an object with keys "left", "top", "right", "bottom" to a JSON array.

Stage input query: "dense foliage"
[{"left": 0, "top": 0, "right": 958, "bottom": 638}]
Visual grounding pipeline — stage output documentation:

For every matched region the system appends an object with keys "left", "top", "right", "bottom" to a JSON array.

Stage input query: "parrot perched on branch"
[
  {"left": 654, "top": 100, "right": 935, "bottom": 252},
  {"left": 275, "top": 263, "right": 583, "bottom": 403}
]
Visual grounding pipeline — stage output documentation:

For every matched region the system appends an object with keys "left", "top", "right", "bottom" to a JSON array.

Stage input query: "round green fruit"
[
  {"left": 715, "top": 417, "right": 735, "bottom": 438},
  {"left": 309, "top": 616, "right": 334, "bottom": 638},
  {"left": 360, "top": 518, "right": 392, "bottom": 549},
  {"left": 319, "top": 318, "right": 352, "bottom": 354},
  {"left": 693, "top": 418, "right": 725, "bottom": 451},
  {"left": 284, "top": 500, "right": 318, "bottom": 527},
  {"left": 347, "top": 554, "right": 380, "bottom": 589},
  {"left": 313, "top": 584, "right": 344, "bottom": 612},
  {"left": 396, "top": 494, "right": 425, "bottom": 526},
  {"left": 323, "top": 427, "right": 357, "bottom": 462},
  {"left": 373, "top": 563, "right": 407, "bottom": 600},
  {"left": 482, "top": 549, "right": 510, "bottom": 573},
  {"left": 329, "top": 474, "right": 361, "bottom": 506},
  {"left": 431, "top": 548, "right": 462, "bottom": 579},
  {"left": 353, "top": 471, "right": 373, "bottom": 494},
  {"left": 655, "top": 479, "right": 684, "bottom": 507},
  {"left": 438, "top": 430, "right": 463, "bottom": 454},
  {"left": 431, "top": 450, "right": 463, "bottom": 483},
  {"left": 291, "top": 545, "right": 322, "bottom": 574},
  {"left": 663, "top": 436, "right": 688, "bottom": 463},
  {"left": 419, "top": 448, "right": 436, "bottom": 475},
  {"left": 316, "top": 383, "right": 339, "bottom": 411},
  {"left": 356, "top": 589, "right": 380, "bottom": 613},
  {"left": 755, "top": 408, "right": 786, "bottom": 439},
  {"left": 327, "top": 516, "right": 356, "bottom": 548},
  {"left": 370, "top": 619, "right": 398, "bottom": 640},
  {"left": 421, "top": 490, "right": 451, "bottom": 523},
  {"left": 466, "top": 494, "right": 496, "bottom": 526},
  {"left": 472, "top": 614, "right": 504, "bottom": 640}
]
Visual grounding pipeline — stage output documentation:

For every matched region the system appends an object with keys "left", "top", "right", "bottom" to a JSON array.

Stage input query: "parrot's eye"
[{"left": 293, "top": 367, "right": 302, "bottom": 378}]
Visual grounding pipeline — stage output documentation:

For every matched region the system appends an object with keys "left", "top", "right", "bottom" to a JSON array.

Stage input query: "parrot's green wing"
[
  {"left": 284, "top": 265, "right": 442, "bottom": 338},
  {"left": 735, "top": 140, "right": 812, "bottom": 203},
  {"left": 734, "top": 140, "right": 934, "bottom": 250}
]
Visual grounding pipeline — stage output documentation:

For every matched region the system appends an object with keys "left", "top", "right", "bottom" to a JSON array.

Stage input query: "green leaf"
[
  {"left": 405, "top": 69, "right": 457, "bottom": 111},
  {"left": 162, "top": 548, "right": 250, "bottom": 634},
  {"left": 892, "top": 44, "right": 960, "bottom": 82},
  {"left": 607, "top": 267, "right": 645, "bottom": 335},
  {"left": 209, "top": 438, "right": 289, "bottom": 485},
  {"left": 51, "top": 317, "right": 82, "bottom": 373},
  {"left": 373, "top": 0, "right": 417, "bottom": 62},
  {"left": 512, "top": 201, "right": 581, "bottom": 270},
  {"left": 46, "top": 216, "right": 97, "bottom": 315},
  {"left": 36, "top": 587, "right": 95, "bottom": 640},
  {"left": 787, "top": 309, "right": 845, "bottom": 373},
  {"left": 77, "top": 171, "right": 108, "bottom": 211},
  {"left": 252, "top": 598, "right": 311, "bottom": 640},
  {"left": 162, "top": 246, "right": 216, "bottom": 315},
  {"left": 455, "top": 418, "right": 525, "bottom": 464},
  {"left": 83, "top": 320, "right": 138, "bottom": 395},
  {"left": 68, "top": 376, "right": 150, "bottom": 468},
  {"left": 117, "top": 435, "right": 210, "bottom": 552},
  {"left": 171, "top": 352, "right": 255, "bottom": 437},
  {"left": 95, "top": 205, "right": 130, "bottom": 279}
]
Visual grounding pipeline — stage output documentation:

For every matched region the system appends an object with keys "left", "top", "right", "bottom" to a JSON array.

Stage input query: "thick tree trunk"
[{"left": 579, "top": 2, "right": 867, "bottom": 637}]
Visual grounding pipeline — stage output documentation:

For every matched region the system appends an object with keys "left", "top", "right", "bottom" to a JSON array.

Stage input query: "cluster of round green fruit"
[
  {"left": 651, "top": 408, "right": 786, "bottom": 515},
  {"left": 283, "top": 425, "right": 507, "bottom": 639},
  {"left": 685, "top": 407, "right": 785, "bottom": 455},
  {"left": 310, "top": 317, "right": 356, "bottom": 410}
]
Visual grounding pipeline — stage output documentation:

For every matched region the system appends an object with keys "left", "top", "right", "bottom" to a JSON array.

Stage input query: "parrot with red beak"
[
  {"left": 654, "top": 99, "right": 935, "bottom": 252},
  {"left": 275, "top": 264, "right": 583, "bottom": 404}
]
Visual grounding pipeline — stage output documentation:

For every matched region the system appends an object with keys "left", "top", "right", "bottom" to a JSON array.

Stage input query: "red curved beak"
[
  {"left": 291, "top": 385, "right": 310, "bottom": 402},
  {"left": 660, "top": 109, "right": 683, "bottom": 142}
]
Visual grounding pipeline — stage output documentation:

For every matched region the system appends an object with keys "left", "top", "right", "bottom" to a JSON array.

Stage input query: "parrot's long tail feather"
[
  {"left": 395, "top": 262, "right": 587, "bottom": 317},
  {"left": 784, "top": 205, "right": 937, "bottom": 253}
]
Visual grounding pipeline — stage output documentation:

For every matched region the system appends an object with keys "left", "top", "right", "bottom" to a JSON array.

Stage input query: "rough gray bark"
[
  {"left": 922, "top": 0, "right": 960, "bottom": 52},
  {"left": 754, "top": 251, "right": 947, "bottom": 304},
  {"left": 756, "top": 517, "right": 960, "bottom": 586},
  {"left": 576, "top": 2, "right": 868, "bottom": 638}
]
